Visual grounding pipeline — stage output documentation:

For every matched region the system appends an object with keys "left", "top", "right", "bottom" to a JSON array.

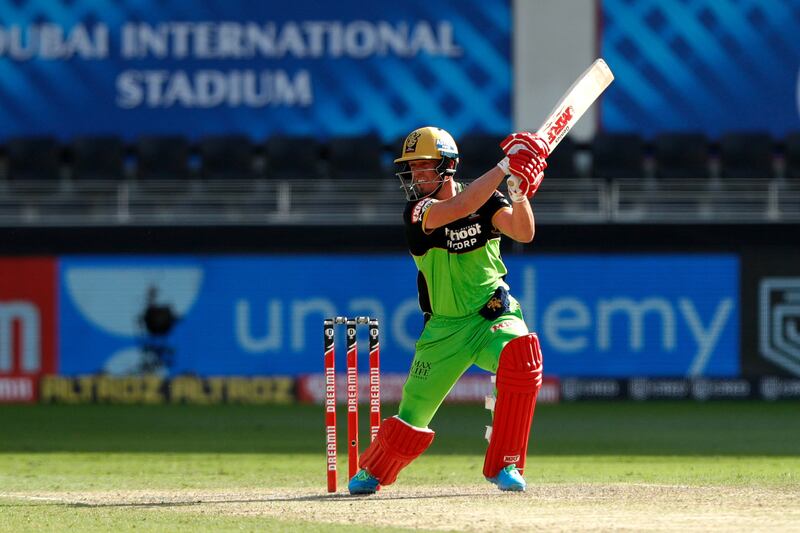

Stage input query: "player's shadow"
[{"left": 0, "top": 490, "right": 495, "bottom": 509}]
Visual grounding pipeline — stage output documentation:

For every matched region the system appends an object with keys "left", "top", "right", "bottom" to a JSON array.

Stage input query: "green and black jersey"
[{"left": 403, "top": 184, "right": 511, "bottom": 318}]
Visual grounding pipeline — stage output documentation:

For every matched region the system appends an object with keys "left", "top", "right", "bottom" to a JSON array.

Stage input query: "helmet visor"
[{"left": 395, "top": 158, "right": 454, "bottom": 201}]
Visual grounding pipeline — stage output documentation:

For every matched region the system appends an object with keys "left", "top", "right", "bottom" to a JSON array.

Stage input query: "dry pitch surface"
[{"left": 4, "top": 483, "right": 799, "bottom": 532}]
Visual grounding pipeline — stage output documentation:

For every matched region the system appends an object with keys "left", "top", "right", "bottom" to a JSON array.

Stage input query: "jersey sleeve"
[
  {"left": 478, "top": 190, "right": 511, "bottom": 223},
  {"left": 404, "top": 198, "right": 437, "bottom": 231},
  {"left": 403, "top": 198, "right": 438, "bottom": 255}
]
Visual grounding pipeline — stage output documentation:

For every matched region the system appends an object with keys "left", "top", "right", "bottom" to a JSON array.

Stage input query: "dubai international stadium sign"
[{"left": 0, "top": 0, "right": 511, "bottom": 140}]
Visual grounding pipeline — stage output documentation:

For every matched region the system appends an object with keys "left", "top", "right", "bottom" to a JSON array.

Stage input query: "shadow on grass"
[
  {"left": 0, "top": 490, "right": 492, "bottom": 509},
  {"left": 1, "top": 402, "right": 798, "bottom": 456}
]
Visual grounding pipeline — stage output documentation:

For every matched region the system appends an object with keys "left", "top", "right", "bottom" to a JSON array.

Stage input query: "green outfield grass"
[{"left": 1, "top": 402, "right": 798, "bottom": 532}]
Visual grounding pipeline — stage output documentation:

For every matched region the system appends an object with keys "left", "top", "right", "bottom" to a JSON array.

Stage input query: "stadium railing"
[{"left": 0, "top": 133, "right": 798, "bottom": 226}]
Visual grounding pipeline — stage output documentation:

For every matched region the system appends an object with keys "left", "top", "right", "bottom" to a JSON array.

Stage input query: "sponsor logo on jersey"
[
  {"left": 411, "top": 198, "right": 435, "bottom": 223},
  {"left": 445, "top": 222, "right": 482, "bottom": 250}
]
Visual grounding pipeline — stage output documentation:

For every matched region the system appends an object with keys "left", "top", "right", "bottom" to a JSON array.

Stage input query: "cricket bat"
[{"left": 535, "top": 58, "right": 614, "bottom": 154}]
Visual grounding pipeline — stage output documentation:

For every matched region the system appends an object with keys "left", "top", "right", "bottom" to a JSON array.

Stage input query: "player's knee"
[
  {"left": 497, "top": 333, "right": 543, "bottom": 392},
  {"left": 499, "top": 333, "right": 543, "bottom": 370}
]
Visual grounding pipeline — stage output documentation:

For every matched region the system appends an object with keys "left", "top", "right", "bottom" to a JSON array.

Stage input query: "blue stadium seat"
[
  {"left": 654, "top": 132, "right": 710, "bottom": 180},
  {"left": 6, "top": 136, "right": 62, "bottom": 182},
  {"left": 455, "top": 133, "right": 504, "bottom": 181},
  {"left": 327, "top": 133, "right": 385, "bottom": 180},
  {"left": 545, "top": 135, "right": 579, "bottom": 179},
  {"left": 199, "top": 134, "right": 256, "bottom": 180},
  {"left": 590, "top": 133, "right": 644, "bottom": 180},
  {"left": 71, "top": 135, "right": 125, "bottom": 181},
  {"left": 719, "top": 132, "right": 775, "bottom": 179},
  {"left": 785, "top": 132, "right": 800, "bottom": 181},
  {"left": 265, "top": 135, "right": 324, "bottom": 180},
  {"left": 136, "top": 135, "right": 190, "bottom": 180}
]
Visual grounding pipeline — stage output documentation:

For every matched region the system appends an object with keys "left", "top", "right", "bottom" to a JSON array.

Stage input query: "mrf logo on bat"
[{"left": 546, "top": 106, "right": 574, "bottom": 144}]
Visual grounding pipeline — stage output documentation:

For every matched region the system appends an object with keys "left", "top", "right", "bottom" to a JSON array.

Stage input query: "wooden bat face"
[{"left": 535, "top": 58, "right": 615, "bottom": 154}]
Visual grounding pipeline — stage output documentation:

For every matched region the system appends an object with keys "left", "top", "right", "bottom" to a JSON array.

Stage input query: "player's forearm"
[
  {"left": 508, "top": 200, "right": 535, "bottom": 243},
  {"left": 447, "top": 166, "right": 506, "bottom": 218}
]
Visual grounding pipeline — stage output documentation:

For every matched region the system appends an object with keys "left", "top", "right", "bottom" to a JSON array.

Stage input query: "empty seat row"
[
  {"left": 2, "top": 134, "right": 388, "bottom": 182},
  {"left": 590, "top": 131, "right": 800, "bottom": 181},
  {"left": 430, "top": 131, "right": 800, "bottom": 181},
  {"left": 2, "top": 131, "right": 800, "bottom": 183}
]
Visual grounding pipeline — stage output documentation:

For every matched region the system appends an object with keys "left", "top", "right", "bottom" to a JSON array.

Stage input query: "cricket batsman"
[{"left": 349, "top": 126, "right": 548, "bottom": 494}]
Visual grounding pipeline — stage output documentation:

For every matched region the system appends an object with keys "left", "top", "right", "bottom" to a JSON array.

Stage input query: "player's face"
[{"left": 409, "top": 159, "right": 441, "bottom": 193}]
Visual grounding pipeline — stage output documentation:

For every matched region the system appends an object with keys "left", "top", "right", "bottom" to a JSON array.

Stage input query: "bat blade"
[{"left": 535, "top": 58, "right": 614, "bottom": 154}]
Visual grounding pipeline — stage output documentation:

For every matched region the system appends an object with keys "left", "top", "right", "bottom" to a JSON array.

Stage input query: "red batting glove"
[
  {"left": 506, "top": 150, "right": 547, "bottom": 202},
  {"left": 500, "top": 132, "right": 550, "bottom": 159}
]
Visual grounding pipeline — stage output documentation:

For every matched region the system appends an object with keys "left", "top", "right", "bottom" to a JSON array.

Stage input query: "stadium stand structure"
[
  {"left": 590, "top": 132, "right": 644, "bottom": 181},
  {"left": 265, "top": 135, "right": 324, "bottom": 180},
  {"left": 653, "top": 132, "right": 710, "bottom": 180},
  {"left": 719, "top": 132, "right": 775, "bottom": 180},
  {"left": 456, "top": 133, "right": 505, "bottom": 182},
  {"left": 71, "top": 135, "right": 125, "bottom": 181},
  {"left": 782, "top": 132, "right": 800, "bottom": 181},
  {"left": 7, "top": 136, "right": 61, "bottom": 183},
  {"left": 199, "top": 134, "right": 257, "bottom": 180},
  {"left": 136, "top": 135, "right": 191, "bottom": 181},
  {"left": 0, "top": 132, "right": 796, "bottom": 225}
]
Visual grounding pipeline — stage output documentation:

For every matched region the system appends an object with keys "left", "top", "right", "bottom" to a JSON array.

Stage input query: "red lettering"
[{"left": 546, "top": 106, "right": 574, "bottom": 143}]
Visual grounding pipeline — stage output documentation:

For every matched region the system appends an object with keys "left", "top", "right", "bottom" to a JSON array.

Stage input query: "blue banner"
[
  {"left": 505, "top": 255, "right": 739, "bottom": 377},
  {"left": 601, "top": 0, "right": 800, "bottom": 137},
  {"left": 58, "top": 254, "right": 739, "bottom": 378},
  {"left": 0, "top": 0, "right": 510, "bottom": 141}
]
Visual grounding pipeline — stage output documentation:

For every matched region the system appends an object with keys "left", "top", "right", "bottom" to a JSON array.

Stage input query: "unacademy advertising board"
[
  {"left": 57, "top": 254, "right": 739, "bottom": 378},
  {"left": 504, "top": 255, "right": 739, "bottom": 378},
  {"left": 0, "top": 0, "right": 510, "bottom": 140}
]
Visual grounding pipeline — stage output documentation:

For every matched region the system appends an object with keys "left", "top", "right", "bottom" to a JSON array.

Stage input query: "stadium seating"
[
  {"left": 71, "top": 135, "right": 125, "bottom": 181},
  {"left": 391, "top": 135, "right": 406, "bottom": 163},
  {"left": 2, "top": 136, "right": 73, "bottom": 220},
  {"left": 327, "top": 133, "right": 385, "bottom": 180},
  {"left": 713, "top": 132, "right": 775, "bottom": 221},
  {"left": 0, "top": 131, "right": 796, "bottom": 224},
  {"left": 785, "top": 131, "right": 800, "bottom": 181},
  {"left": 199, "top": 134, "right": 257, "bottom": 180},
  {"left": 719, "top": 132, "right": 774, "bottom": 179},
  {"left": 66, "top": 136, "right": 126, "bottom": 219},
  {"left": 264, "top": 135, "right": 324, "bottom": 180},
  {"left": 544, "top": 136, "right": 579, "bottom": 179},
  {"left": 6, "top": 136, "right": 62, "bottom": 182},
  {"left": 778, "top": 132, "right": 800, "bottom": 218},
  {"left": 135, "top": 135, "right": 190, "bottom": 181},
  {"left": 456, "top": 133, "right": 505, "bottom": 181},
  {"left": 130, "top": 136, "right": 194, "bottom": 220},
  {"left": 653, "top": 132, "right": 711, "bottom": 180},
  {"left": 590, "top": 132, "right": 644, "bottom": 180}
]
